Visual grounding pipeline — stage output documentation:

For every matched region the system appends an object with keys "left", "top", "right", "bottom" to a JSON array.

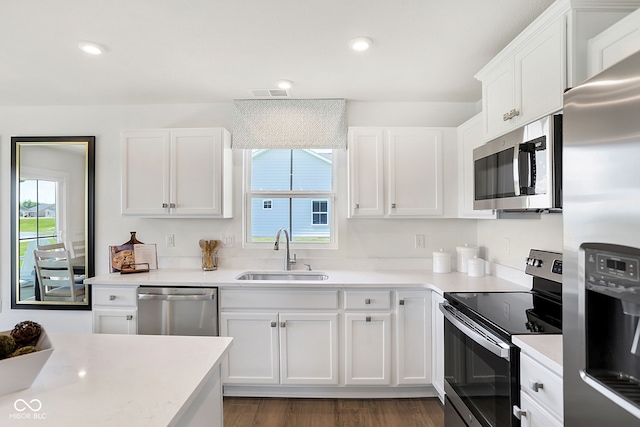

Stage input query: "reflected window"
[{"left": 18, "top": 177, "right": 63, "bottom": 301}]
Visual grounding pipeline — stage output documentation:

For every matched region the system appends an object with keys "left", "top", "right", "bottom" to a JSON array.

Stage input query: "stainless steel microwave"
[{"left": 473, "top": 114, "right": 562, "bottom": 211}]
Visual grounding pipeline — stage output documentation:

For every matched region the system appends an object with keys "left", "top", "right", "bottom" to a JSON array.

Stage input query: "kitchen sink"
[{"left": 236, "top": 271, "right": 329, "bottom": 281}]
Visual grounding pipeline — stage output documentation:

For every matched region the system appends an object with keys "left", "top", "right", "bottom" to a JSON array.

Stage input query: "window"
[
  {"left": 312, "top": 200, "right": 328, "bottom": 225},
  {"left": 245, "top": 149, "right": 335, "bottom": 246}
]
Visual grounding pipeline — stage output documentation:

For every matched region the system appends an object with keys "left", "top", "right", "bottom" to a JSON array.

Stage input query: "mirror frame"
[{"left": 11, "top": 136, "right": 95, "bottom": 310}]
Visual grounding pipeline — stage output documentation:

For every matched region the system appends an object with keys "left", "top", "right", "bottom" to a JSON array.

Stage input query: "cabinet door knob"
[
  {"left": 366, "top": 316, "right": 372, "bottom": 322},
  {"left": 391, "top": 203, "right": 397, "bottom": 209},
  {"left": 512, "top": 405, "right": 526, "bottom": 420},
  {"left": 399, "top": 299, "right": 405, "bottom": 305},
  {"left": 109, "top": 295, "right": 116, "bottom": 300},
  {"left": 280, "top": 322, "right": 286, "bottom": 328},
  {"left": 365, "top": 298, "right": 371, "bottom": 304},
  {"left": 169, "top": 203, "right": 176, "bottom": 208},
  {"left": 126, "top": 315, "right": 133, "bottom": 320},
  {"left": 162, "top": 203, "right": 169, "bottom": 208},
  {"left": 354, "top": 203, "right": 360, "bottom": 209},
  {"left": 270, "top": 321, "right": 277, "bottom": 328},
  {"left": 529, "top": 379, "right": 544, "bottom": 392}
]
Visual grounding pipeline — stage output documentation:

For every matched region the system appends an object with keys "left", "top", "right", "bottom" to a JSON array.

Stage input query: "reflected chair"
[
  {"left": 33, "top": 249, "right": 85, "bottom": 302},
  {"left": 70, "top": 240, "right": 86, "bottom": 284},
  {"left": 37, "top": 242, "right": 66, "bottom": 252}
]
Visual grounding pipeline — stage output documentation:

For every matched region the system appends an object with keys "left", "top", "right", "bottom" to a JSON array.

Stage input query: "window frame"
[{"left": 242, "top": 149, "right": 337, "bottom": 249}]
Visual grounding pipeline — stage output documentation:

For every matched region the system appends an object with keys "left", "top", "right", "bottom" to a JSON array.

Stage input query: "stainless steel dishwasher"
[{"left": 137, "top": 287, "right": 218, "bottom": 336}]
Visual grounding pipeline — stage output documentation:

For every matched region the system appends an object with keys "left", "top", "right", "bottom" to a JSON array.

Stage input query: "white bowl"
[{"left": 0, "top": 329, "right": 54, "bottom": 396}]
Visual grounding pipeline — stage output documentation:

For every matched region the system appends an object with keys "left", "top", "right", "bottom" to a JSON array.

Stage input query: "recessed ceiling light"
[
  {"left": 349, "top": 37, "right": 372, "bottom": 52},
  {"left": 78, "top": 41, "right": 107, "bottom": 55},
  {"left": 276, "top": 80, "right": 293, "bottom": 90}
]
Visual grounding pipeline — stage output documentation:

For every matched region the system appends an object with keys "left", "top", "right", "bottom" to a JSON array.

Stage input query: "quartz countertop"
[
  {"left": 0, "top": 333, "right": 232, "bottom": 426},
  {"left": 86, "top": 268, "right": 529, "bottom": 294},
  {"left": 513, "top": 334, "right": 563, "bottom": 377}
]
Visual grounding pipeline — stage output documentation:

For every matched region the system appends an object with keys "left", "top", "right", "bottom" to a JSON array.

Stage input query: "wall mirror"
[{"left": 11, "top": 136, "right": 95, "bottom": 310}]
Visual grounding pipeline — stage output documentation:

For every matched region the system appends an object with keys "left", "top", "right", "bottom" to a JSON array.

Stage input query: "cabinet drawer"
[
  {"left": 344, "top": 291, "right": 391, "bottom": 310},
  {"left": 520, "top": 353, "right": 563, "bottom": 419},
  {"left": 93, "top": 286, "right": 138, "bottom": 307},
  {"left": 520, "top": 392, "right": 562, "bottom": 427},
  {"left": 221, "top": 289, "right": 339, "bottom": 310}
]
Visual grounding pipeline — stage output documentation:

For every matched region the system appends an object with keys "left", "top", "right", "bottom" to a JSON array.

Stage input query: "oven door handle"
[{"left": 440, "top": 303, "right": 511, "bottom": 361}]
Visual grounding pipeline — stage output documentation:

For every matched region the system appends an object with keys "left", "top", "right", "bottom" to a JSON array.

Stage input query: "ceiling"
[{"left": 0, "top": 0, "right": 555, "bottom": 106}]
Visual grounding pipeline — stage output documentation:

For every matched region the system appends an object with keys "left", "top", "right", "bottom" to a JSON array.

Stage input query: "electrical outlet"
[
  {"left": 166, "top": 234, "right": 175, "bottom": 247},
  {"left": 414, "top": 234, "right": 425, "bottom": 249},
  {"left": 221, "top": 235, "right": 234, "bottom": 247}
]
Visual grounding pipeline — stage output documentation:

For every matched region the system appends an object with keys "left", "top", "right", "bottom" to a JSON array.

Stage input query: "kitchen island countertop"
[{"left": 0, "top": 333, "right": 232, "bottom": 426}]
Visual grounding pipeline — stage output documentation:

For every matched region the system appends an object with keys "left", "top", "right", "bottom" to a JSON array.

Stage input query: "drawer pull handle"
[
  {"left": 109, "top": 295, "right": 116, "bottom": 301},
  {"left": 529, "top": 379, "right": 544, "bottom": 392},
  {"left": 270, "top": 321, "right": 277, "bottom": 328},
  {"left": 399, "top": 299, "right": 405, "bottom": 305},
  {"left": 365, "top": 298, "right": 371, "bottom": 304},
  {"left": 512, "top": 405, "right": 526, "bottom": 420},
  {"left": 391, "top": 203, "right": 397, "bottom": 209},
  {"left": 280, "top": 322, "right": 286, "bottom": 328},
  {"left": 126, "top": 315, "right": 133, "bottom": 320},
  {"left": 366, "top": 316, "right": 371, "bottom": 322},
  {"left": 355, "top": 203, "right": 360, "bottom": 209}
]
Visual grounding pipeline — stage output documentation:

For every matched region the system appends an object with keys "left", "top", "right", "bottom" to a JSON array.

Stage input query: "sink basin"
[{"left": 236, "top": 271, "right": 329, "bottom": 281}]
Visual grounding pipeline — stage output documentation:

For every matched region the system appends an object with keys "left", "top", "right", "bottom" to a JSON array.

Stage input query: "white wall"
[
  {"left": 477, "top": 213, "right": 563, "bottom": 269},
  {"left": 0, "top": 101, "right": 480, "bottom": 332}
]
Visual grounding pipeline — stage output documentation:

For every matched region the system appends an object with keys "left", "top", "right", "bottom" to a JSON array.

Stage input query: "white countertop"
[
  {"left": 513, "top": 334, "right": 563, "bottom": 376},
  {"left": 86, "top": 268, "right": 529, "bottom": 294},
  {"left": 0, "top": 333, "right": 232, "bottom": 426}
]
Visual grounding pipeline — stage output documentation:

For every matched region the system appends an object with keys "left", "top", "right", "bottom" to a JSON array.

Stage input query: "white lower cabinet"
[
  {"left": 515, "top": 351, "right": 563, "bottom": 426},
  {"left": 220, "top": 311, "right": 339, "bottom": 386},
  {"left": 219, "top": 289, "right": 340, "bottom": 386},
  {"left": 219, "top": 312, "right": 279, "bottom": 384},
  {"left": 92, "top": 285, "right": 138, "bottom": 334},
  {"left": 396, "top": 291, "right": 432, "bottom": 385},
  {"left": 519, "top": 393, "right": 562, "bottom": 427},
  {"left": 431, "top": 292, "right": 445, "bottom": 401},
  {"left": 344, "top": 312, "right": 392, "bottom": 385},
  {"left": 220, "top": 288, "right": 433, "bottom": 396}
]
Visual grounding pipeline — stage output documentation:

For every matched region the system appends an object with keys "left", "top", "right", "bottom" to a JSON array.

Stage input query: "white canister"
[
  {"left": 456, "top": 245, "right": 478, "bottom": 273},
  {"left": 468, "top": 257, "right": 485, "bottom": 277},
  {"left": 432, "top": 249, "right": 451, "bottom": 274}
]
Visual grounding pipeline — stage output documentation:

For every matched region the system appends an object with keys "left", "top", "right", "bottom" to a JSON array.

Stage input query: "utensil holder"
[{"left": 202, "top": 249, "right": 218, "bottom": 271}]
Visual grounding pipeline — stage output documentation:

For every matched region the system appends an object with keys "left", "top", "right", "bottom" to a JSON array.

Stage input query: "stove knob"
[{"left": 533, "top": 259, "right": 542, "bottom": 267}]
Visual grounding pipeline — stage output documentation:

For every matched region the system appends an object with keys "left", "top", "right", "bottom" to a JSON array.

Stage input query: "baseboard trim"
[{"left": 223, "top": 385, "right": 438, "bottom": 399}]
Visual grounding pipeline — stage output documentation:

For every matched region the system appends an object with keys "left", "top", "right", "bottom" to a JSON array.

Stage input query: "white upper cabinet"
[
  {"left": 478, "top": 13, "right": 566, "bottom": 140},
  {"left": 122, "top": 128, "right": 233, "bottom": 218},
  {"left": 476, "top": 0, "right": 640, "bottom": 141},
  {"left": 348, "top": 127, "right": 444, "bottom": 218},
  {"left": 456, "top": 114, "right": 496, "bottom": 219},
  {"left": 588, "top": 7, "right": 640, "bottom": 78}
]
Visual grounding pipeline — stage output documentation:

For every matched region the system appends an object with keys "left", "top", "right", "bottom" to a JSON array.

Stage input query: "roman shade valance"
[{"left": 232, "top": 98, "right": 347, "bottom": 149}]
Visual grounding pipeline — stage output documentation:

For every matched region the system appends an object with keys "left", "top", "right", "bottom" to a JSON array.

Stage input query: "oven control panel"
[{"left": 525, "top": 249, "right": 562, "bottom": 282}]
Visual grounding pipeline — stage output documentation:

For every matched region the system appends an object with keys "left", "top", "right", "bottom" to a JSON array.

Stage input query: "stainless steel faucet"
[{"left": 274, "top": 227, "right": 296, "bottom": 270}]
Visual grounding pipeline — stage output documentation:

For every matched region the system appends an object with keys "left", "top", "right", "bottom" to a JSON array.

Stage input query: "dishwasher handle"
[{"left": 138, "top": 293, "right": 215, "bottom": 301}]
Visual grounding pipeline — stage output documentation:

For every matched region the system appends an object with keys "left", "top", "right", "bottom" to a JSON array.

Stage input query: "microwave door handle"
[
  {"left": 440, "top": 303, "right": 511, "bottom": 361},
  {"left": 513, "top": 145, "right": 520, "bottom": 196}
]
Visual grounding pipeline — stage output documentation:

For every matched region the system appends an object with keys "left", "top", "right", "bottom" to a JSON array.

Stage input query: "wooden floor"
[{"left": 223, "top": 397, "right": 444, "bottom": 427}]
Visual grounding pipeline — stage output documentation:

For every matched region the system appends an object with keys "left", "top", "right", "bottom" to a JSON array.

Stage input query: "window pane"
[
  {"left": 250, "top": 197, "right": 330, "bottom": 243},
  {"left": 251, "top": 149, "right": 332, "bottom": 191}
]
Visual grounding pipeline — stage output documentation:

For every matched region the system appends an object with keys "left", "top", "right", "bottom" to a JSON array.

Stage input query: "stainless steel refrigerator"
[{"left": 563, "top": 50, "right": 640, "bottom": 425}]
